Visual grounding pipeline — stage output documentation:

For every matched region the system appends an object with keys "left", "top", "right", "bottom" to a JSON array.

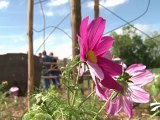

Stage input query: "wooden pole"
[
  {"left": 94, "top": 0, "right": 99, "bottom": 18},
  {"left": 27, "top": 0, "right": 34, "bottom": 109},
  {"left": 70, "top": 0, "right": 81, "bottom": 58},
  {"left": 70, "top": 0, "right": 81, "bottom": 81}
]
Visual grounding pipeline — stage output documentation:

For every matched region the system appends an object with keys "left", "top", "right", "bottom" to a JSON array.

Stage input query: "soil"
[{"left": 3, "top": 97, "right": 159, "bottom": 120}]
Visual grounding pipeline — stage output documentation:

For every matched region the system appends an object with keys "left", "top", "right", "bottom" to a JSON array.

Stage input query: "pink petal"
[
  {"left": 107, "top": 95, "right": 122, "bottom": 116},
  {"left": 10, "top": 87, "right": 19, "bottom": 92},
  {"left": 80, "top": 16, "right": 89, "bottom": 39},
  {"left": 103, "top": 51, "right": 112, "bottom": 60},
  {"left": 87, "top": 61, "right": 104, "bottom": 80},
  {"left": 87, "top": 17, "right": 105, "bottom": 50},
  {"left": 126, "top": 64, "right": 146, "bottom": 76},
  {"left": 78, "top": 36, "right": 88, "bottom": 62},
  {"left": 78, "top": 63, "right": 87, "bottom": 76},
  {"left": 89, "top": 70, "right": 109, "bottom": 100},
  {"left": 101, "top": 72, "right": 122, "bottom": 90},
  {"left": 98, "top": 57, "right": 122, "bottom": 76},
  {"left": 88, "top": 59, "right": 122, "bottom": 90},
  {"left": 94, "top": 81, "right": 109, "bottom": 100},
  {"left": 122, "top": 96, "right": 132, "bottom": 118},
  {"left": 130, "top": 86, "right": 150, "bottom": 103},
  {"left": 131, "top": 70, "right": 154, "bottom": 86},
  {"left": 80, "top": 46, "right": 87, "bottom": 61},
  {"left": 94, "top": 36, "right": 114, "bottom": 57}
]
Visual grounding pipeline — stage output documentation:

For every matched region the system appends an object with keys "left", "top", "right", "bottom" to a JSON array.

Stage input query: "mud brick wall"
[{"left": 0, "top": 53, "right": 41, "bottom": 96}]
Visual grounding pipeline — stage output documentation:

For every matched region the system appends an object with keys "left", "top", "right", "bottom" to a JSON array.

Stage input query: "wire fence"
[{"left": 33, "top": 0, "right": 159, "bottom": 58}]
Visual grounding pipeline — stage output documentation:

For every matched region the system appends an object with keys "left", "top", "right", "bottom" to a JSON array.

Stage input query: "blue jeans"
[{"left": 44, "top": 79, "right": 50, "bottom": 89}]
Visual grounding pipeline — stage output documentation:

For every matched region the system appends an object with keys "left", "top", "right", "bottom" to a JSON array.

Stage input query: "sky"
[{"left": 0, "top": 0, "right": 160, "bottom": 59}]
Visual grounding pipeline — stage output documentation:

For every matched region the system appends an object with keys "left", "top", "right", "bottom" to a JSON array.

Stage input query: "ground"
[{"left": 2, "top": 96, "right": 159, "bottom": 120}]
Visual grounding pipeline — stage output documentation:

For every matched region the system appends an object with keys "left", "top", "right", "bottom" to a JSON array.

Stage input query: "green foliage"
[
  {"left": 0, "top": 81, "right": 17, "bottom": 119},
  {"left": 112, "top": 26, "right": 160, "bottom": 68},
  {"left": 146, "top": 68, "right": 160, "bottom": 97},
  {"left": 144, "top": 33, "right": 160, "bottom": 68},
  {"left": 145, "top": 68, "right": 160, "bottom": 118},
  {"left": 22, "top": 56, "right": 103, "bottom": 120}
]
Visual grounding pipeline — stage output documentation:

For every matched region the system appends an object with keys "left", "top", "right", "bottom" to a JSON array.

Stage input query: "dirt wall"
[{"left": 0, "top": 53, "right": 41, "bottom": 96}]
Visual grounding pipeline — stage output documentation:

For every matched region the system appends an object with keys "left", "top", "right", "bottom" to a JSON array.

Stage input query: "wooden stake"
[
  {"left": 27, "top": 0, "right": 34, "bottom": 109},
  {"left": 70, "top": 0, "right": 81, "bottom": 81},
  {"left": 94, "top": 0, "right": 99, "bottom": 18},
  {"left": 70, "top": 0, "right": 81, "bottom": 58}
]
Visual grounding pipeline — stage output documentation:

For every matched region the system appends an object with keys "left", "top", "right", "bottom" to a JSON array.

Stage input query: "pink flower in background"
[
  {"left": 107, "top": 64, "right": 154, "bottom": 117},
  {"left": 78, "top": 16, "right": 123, "bottom": 92}
]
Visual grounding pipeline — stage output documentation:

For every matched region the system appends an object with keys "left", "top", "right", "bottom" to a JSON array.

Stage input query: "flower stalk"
[
  {"left": 78, "top": 90, "right": 96, "bottom": 107},
  {"left": 92, "top": 91, "right": 116, "bottom": 120}
]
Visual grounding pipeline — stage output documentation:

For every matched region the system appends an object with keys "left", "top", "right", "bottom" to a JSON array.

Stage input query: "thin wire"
[
  {"left": 35, "top": 0, "right": 87, "bottom": 54},
  {"left": 35, "top": 13, "right": 70, "bottom": 54},
  {"left": 146, "top": 34, "right": 160, "bottom": 41},
  {"left": 33, "top": 26, "right": 72, "bottom": 39},
  {"left": 39, "top": 0, "right": 46, "bottom": 50},
  {"left": 101, "top": 0, "right": 151, "bottom": 35},
  {"left": 34, "top": 0, "right": 49, "bottom": 5}
]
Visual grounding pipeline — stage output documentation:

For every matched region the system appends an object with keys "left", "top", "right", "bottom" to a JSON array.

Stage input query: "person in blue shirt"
[
  {"left": 49, "top": 52, "right": 60, "bottom": 89},
  {"left": 42, "top": 50, "right": 52, "bottom": 89}
]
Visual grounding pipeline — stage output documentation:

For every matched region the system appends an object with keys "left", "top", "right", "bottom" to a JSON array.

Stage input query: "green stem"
[
  {"left": 78, "top": 90, "right": 96, "bottom": 107},
  {"left": 69, "top": 60, "right": 81, "bottom": 72},
  {"left": 92, "top": 91, "right": 116, "bottom": 120},
  {"left": 67, "top": 76, "right": 70, "bottom": 105},
  {"left": 71, "top": 63, "right": 81, "bottom": 106},
  {"left": 67, "top": 60, "right": 81, "bottom": 105},
  {"left": 148, "top": 110, "right": 160, "bottom": 120}
]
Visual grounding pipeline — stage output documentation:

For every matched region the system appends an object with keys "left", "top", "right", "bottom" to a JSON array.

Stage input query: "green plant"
[
  {"left": 22, "top": 56, "right": 103, "bottom": 120},
  {"left": 0, "top": 81, "right": 18, "bottom": 119}
]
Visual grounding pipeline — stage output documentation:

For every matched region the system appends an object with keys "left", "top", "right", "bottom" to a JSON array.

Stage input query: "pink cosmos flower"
[
  {"left": 78, "top": 16, "right": 123, "bottom": 91},
  {"left": 106, "top": 64, "right": 154, "bottom": 117}
]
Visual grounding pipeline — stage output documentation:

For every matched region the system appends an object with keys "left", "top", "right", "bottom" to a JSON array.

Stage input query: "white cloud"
[
  {"left": 43, "top": 0, "right": 69, "bottom": 17},
  {"left": 0, "top": 42, "right": 27, "bottom": 54},
  {"left": 53, "top": 43, "right": 72, "bottom": 59},
  {"left": 0, "top": 0, "right": 9, "bottom": 9},
  {"left": 87, "top": 0, "right": 128, "bottom": 9},
  {"left": 0, "top": 34, "right": 26, "bottom": 42},
  {"left": 114, "top": 28, "right": 123, "bottom": 34},
  {"left": 44, "top": 8, "right": 68, "bottom": 17},
  {"left": 44, "top": 11, "right": 54, "bottom": 17},
  {"left": 34, "top": 32, "right": 72, "bottom": 59},
  {"left": 134, "top": 23, "right": 152, "bottom": 34},
  {"left": 114, "top": 23, "right": 156, "bottom": 39},
  {"left": 134, "top": 23, "right": 155, "bottom": 39},
  {"left": 47, "top": 0, "right": 68, "bottom": 7},
  {"left": 0, "top": 34, "right": 27, "bottom": 54}
]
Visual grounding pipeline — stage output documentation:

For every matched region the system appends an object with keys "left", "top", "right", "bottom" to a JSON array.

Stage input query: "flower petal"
[
  {"left": 98, "top": 57, "right": 122, "bottom": 76},
  {"left": 94, "top": 36, "right": 114, "bottom": 57},
  {"left": 103, "top": 51, "right": 112, "bottom": 60},
  {"left": 107, "top": 95, "right": 122, "bottom": 116},
  {"left": 122, "top": 96, "right": 132, "bottom": 118},
  {"left": 78, "top": 36, "right": 87, "bottom": 61},
  {"left": 131, "top": 70, "right": 154, "bottom": 86},
  {"left": 150, "top": 102, "right": 160, "bottom": 106},
  {"left": 130, "top": 86, "right": 150, "bottom": 103},
  {"left": 150, "top": 105, "right": 160, "bottom": 111},
  {"left": 89, "top": 70, "right": 109, "bottom": 100},
  {"left": 101, "top": 73, "right": 122, "bottom": 90},
  {"left": 94, "top": 81, "right": 109, "bottom": 100},
  {"left": 126, "top": 64, "right": 146, "bottom": 76},
  {"left": 80, "top": 16, "right": 89, "bottom": 39},
  {"left": 87, "top": 61, "right": 104, "bottom": 80},
  {"left": 87, "top": 17, "right": 105, "bottom": 50}
]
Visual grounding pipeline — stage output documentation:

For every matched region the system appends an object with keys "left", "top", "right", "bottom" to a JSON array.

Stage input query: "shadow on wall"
[{"left": 0, "top": 53, "right": 41, "bottom": 96}]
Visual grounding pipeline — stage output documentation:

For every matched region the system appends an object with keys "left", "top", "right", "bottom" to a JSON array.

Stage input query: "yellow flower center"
[{"left": 86, "top": 50, "right": 97, "bottom": 63}]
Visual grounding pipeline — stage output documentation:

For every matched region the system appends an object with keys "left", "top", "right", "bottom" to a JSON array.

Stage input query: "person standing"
[
  {"left": 49, "top": 52, "right": 60, "bottom": 88},
  {"left": 42, "top": 51, "right": 52, "bottom": 89}
]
